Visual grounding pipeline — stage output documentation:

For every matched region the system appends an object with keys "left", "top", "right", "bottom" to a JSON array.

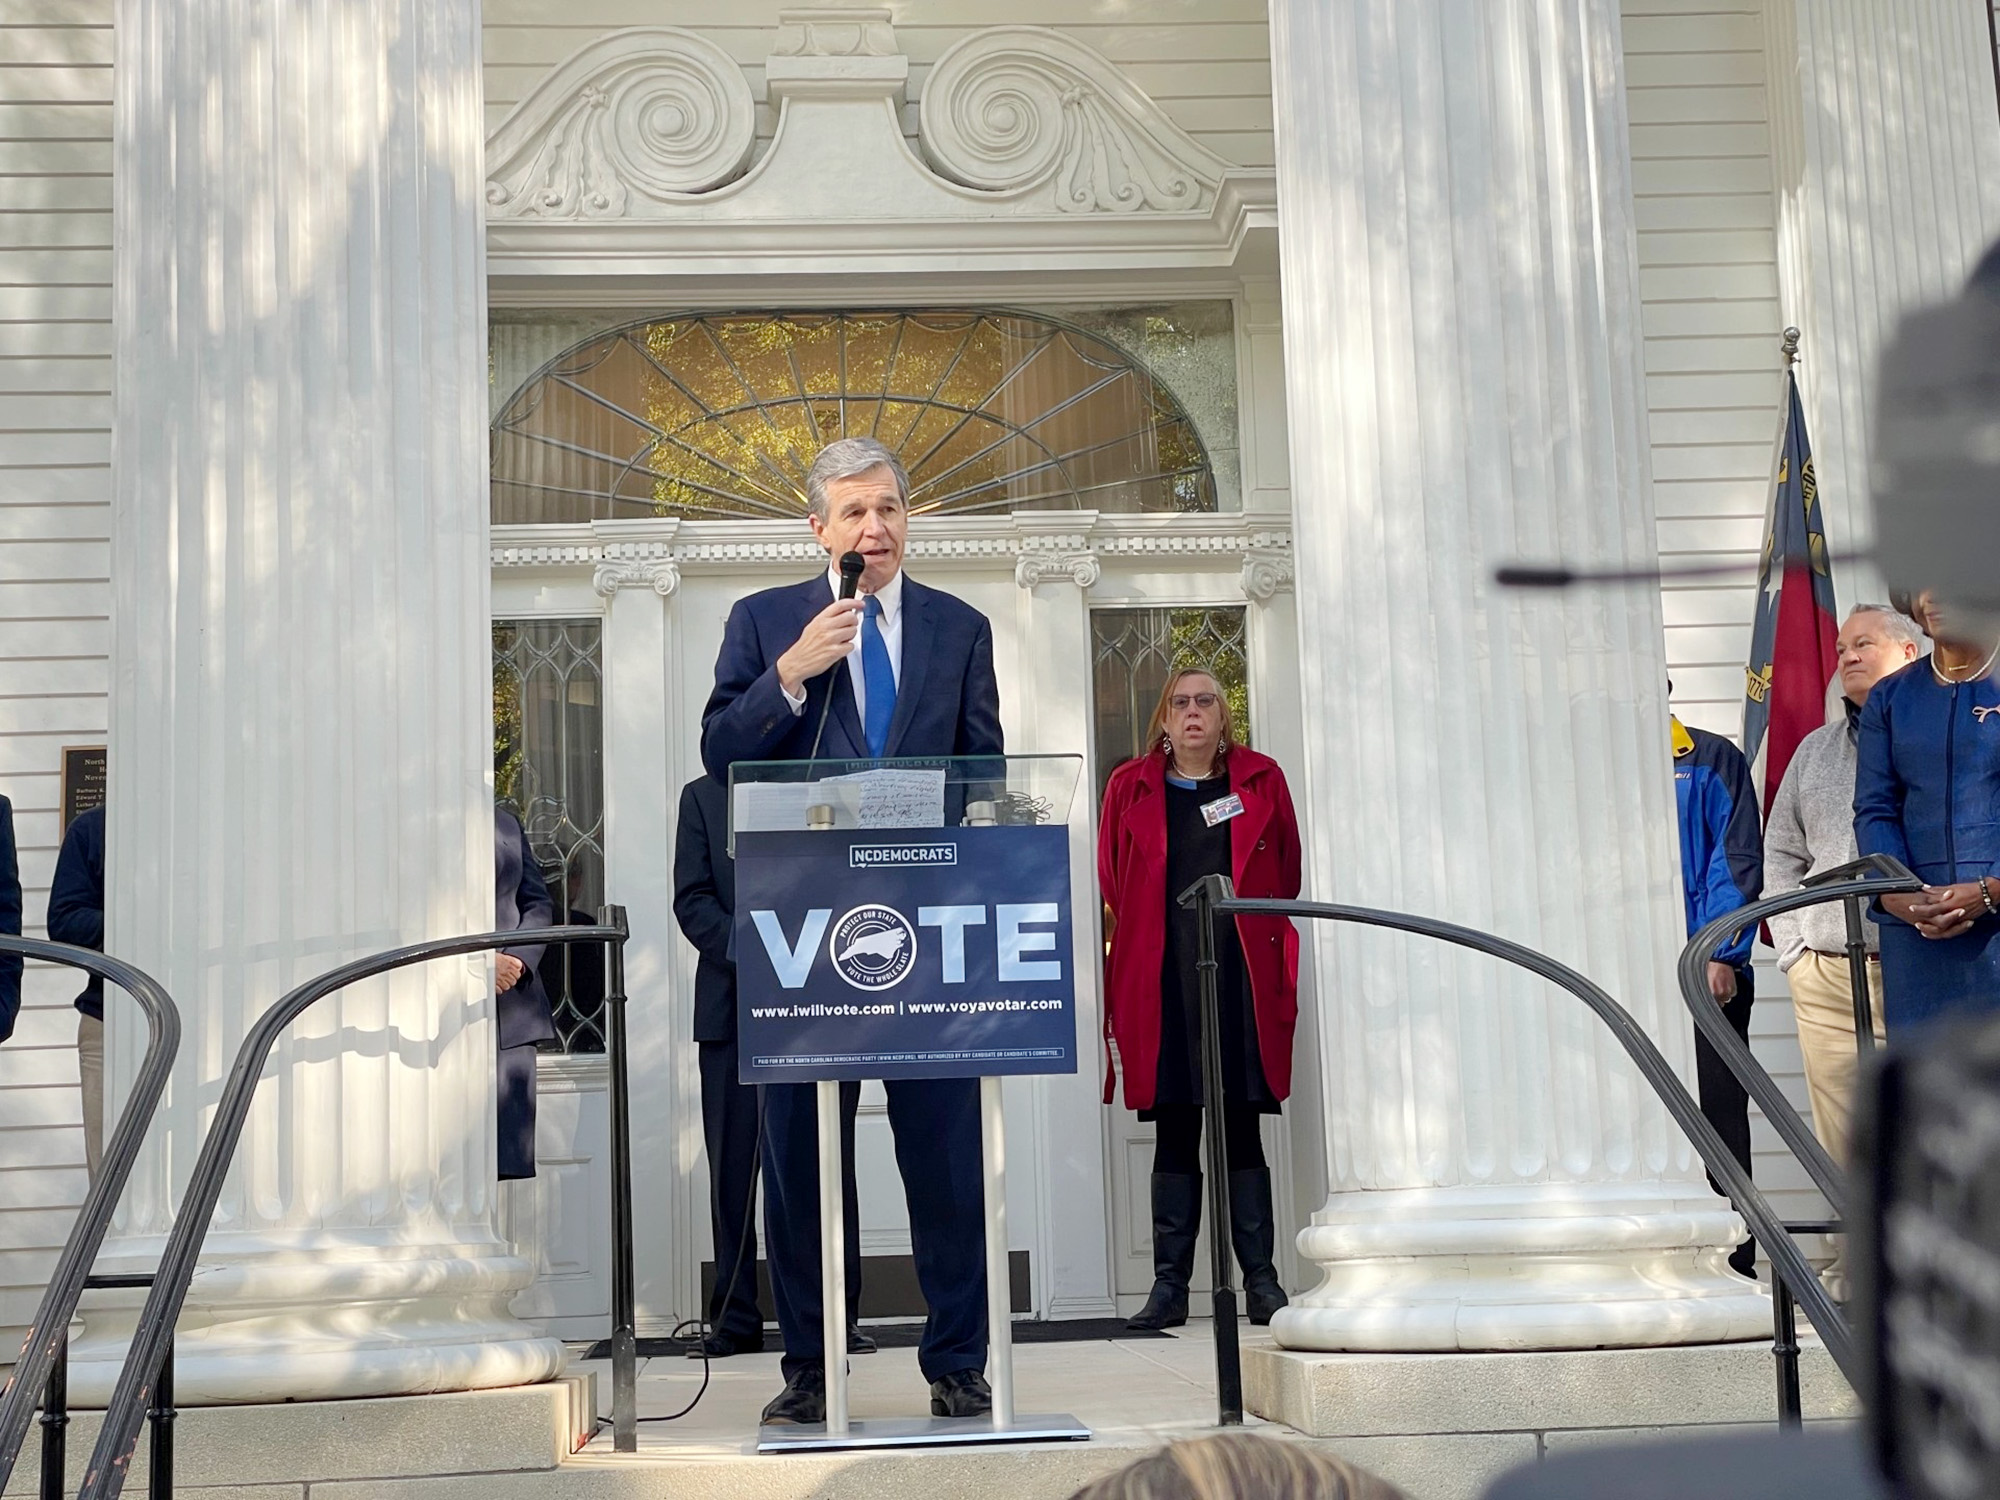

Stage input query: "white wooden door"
[{"left": 502, "top": 1056, "right": 613, "bottom": 1339}]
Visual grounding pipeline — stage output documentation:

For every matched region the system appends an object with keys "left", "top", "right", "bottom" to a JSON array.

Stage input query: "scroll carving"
[
  {"left": 485, "top": 28, "right": 755, "bottom": 219},
  {"left": 920, "top": 27, "right": 1231, "bottom": 213}
]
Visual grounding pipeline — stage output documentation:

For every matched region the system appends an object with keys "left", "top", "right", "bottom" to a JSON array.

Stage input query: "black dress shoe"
[
  {"left": 688, "top": 1328, "right": 763, "bottom": 1358},
  {"left": 760, "top": 1365, "right": 827, "bottom": 1425},
  {"left": 847, "top": 1327, "right": 877, "bottom": 1354},
  {"left": 929, "top": 1367, "right": 993, "bottom": 1418}
]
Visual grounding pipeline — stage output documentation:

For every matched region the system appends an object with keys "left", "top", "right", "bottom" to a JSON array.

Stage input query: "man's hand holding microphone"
[{"left": 779, "top": 551, "right": 867, "bottom": 698}]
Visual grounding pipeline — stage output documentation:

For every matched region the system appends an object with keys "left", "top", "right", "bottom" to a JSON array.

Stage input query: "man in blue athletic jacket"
[{"left": 1672, "top": 707, "right": 1764, "bottom": 1277}]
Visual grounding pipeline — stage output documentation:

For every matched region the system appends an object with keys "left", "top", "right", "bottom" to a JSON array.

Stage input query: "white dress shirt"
[{"left": 782, "top": 566, "right": 904, "bottom": 723}]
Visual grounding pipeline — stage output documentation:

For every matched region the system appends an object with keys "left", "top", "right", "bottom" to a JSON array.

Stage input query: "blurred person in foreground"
[
  {"left": 1670, "top": 693, "right": 1763, "bottom": 1277},
  {"left": 1856, "top": 589, "right": 2000, "bottom": 1028},
  {"left": 1098, "top": 669, "right": 1303, "bottom": 1330},
  {"left": 49, "top": 804, "right": 105, "bottom": 1174},
  {"left": 1764, "top": 603, "right": 1923, "bottom": 1298},
  {"left": 1068, "top": 1432, "right": 1406, "bottom": 1500}
]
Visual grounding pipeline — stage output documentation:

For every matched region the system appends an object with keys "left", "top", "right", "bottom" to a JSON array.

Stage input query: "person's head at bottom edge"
[{"left": 1067, "top": 1431, "right": 1409, "bottom": 1500}]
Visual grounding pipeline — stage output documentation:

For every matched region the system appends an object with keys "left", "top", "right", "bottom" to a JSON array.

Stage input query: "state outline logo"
[{"left": 828, "top": 903, "right": 918, "bottom": 992}]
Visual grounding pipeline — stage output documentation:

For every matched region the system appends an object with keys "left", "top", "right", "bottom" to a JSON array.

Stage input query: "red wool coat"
[{"left": 1096, "top": 745, "right": 1303, "bottom": 1111}]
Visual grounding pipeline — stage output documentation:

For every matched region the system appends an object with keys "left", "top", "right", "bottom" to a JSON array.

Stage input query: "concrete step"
[{"left": 5, "top": 1326, "right": 1855, "bottom": 1500}]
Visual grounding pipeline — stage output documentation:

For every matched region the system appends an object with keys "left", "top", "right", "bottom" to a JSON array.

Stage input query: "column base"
[
  {"left": 1275, "top": 1184, "right": 1773, "bottom": 1352},
  {"left": 66, "top": 1230, "right": 565, "bottom": 1405}
]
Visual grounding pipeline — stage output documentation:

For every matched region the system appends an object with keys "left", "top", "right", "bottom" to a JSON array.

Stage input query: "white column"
[
  {"left": 1010, "top": 519, "right": 1118, "bottom": 1319},
  {"left": 590, "top": 524, "right": 702, "bottom": 1331},
  {"left": 1266, "top": 0, "right": 1768, "bottom": 1350},
  {"left": 1764, "top": 0, "right": 2000, "bottom": 601},
  {"left": 74, "top": 0, "right": 563, "bottom": 1401}
]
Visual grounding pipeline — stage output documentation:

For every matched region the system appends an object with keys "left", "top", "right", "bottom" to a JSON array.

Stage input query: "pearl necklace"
[
  {"left": 1168, "top": 751, "right": 1224, "bottom": 782},
  {"left": 1931, "top": 641, "right": 2000, "bottom": 686}
]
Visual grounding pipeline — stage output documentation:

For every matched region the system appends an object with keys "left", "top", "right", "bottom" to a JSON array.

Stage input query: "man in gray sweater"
[{"left": 1764, "top": 603, "right": 1923, "bottom": 1171}]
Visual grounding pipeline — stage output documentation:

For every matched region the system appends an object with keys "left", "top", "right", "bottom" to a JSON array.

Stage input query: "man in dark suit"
[
  {"left": 495, "top": 805, "right": 556, "bottom": 1180},
  {"left": 50, "top": 804, "right": 105, "bottom": 1174},
  {"left": 0, "top": 794, "right": 20, "bottom": 1044},
  {"left": 701, "top": 436, "right": 1004, "bottom": 1424},
  {"left": 673, "top": 773, "right": 870, "bottom": 1359}
]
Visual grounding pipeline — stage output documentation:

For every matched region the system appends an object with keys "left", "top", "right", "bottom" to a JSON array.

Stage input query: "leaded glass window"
[
  {"left": 1090, "top": 607, "right": 1251, "bottom": 792},
  {"left": 491, "top": 310, "right": 1216, "bottom": 523},
  {"left": 494, "top": 620, "right": 607, "bottom": 1054}
]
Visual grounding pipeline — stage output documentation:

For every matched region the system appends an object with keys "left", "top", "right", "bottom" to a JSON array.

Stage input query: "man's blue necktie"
[{"left": 861, "top": 593, "right": 896, "bottom": 758}]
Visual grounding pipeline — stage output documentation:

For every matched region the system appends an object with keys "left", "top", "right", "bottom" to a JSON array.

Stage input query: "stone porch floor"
[{"left": 7, "top": 1321, "right": 1853, "bottom": 1500}]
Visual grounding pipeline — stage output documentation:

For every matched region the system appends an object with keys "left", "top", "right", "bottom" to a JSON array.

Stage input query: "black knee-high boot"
[
  {"left": 1229, "top": 1167, "right": 1288, "bottom": 1325},
  {"left": 1128, "top": 1172, "right": 1202, "bottom": 1331}
]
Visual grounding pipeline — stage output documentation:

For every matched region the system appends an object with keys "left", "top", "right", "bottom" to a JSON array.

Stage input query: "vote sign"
[{"left": 734, "top": 825, "right": 1078, "bottom": 1083}]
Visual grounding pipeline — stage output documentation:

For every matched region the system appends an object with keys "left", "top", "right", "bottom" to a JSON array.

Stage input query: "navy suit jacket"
[
  {"left": 495, "top": 807, "right": 557, "bottom": 1049},
  {"left": 699, "top": 572, "right": 1004, "bottom": 781},
  {"left": 49, "top": 805, "right": 104, "bottom": 1020},
  {"left": 673, "top": 775, "right": 737, "bottom": 1045},
  {"left": 0, "top": 795, "right": 20, "bottom": 1042}
]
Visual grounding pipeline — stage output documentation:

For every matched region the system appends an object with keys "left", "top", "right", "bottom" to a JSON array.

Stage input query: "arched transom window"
[{"left": 491, "top": 309, "right": 1215, "bottom": 523}]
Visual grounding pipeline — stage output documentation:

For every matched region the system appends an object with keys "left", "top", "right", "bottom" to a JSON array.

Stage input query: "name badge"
[{"left": 1201, "top": 793, "right": 1246, "bottom": 828}]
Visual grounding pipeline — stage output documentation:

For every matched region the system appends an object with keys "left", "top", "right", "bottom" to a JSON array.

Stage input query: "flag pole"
[{"left": 1781, "top": 326, "right": 1800, "bottom": 368}]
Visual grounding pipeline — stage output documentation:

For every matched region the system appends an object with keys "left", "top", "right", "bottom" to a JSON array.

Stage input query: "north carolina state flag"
[{"left": 1743, "top": 371, "right": 1838, "bottom": 814}]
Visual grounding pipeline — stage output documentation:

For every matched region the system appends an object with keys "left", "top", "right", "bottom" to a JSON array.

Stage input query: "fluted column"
[
  {"left": 1266, "top": 0, "right": 1768, "bottom": 1350},
  {"left": 73, "top": 0, "right": 563, "bottom": 1401},
  {"left": 1763, "top": 0, "right": 2000, "bottom": 597}
]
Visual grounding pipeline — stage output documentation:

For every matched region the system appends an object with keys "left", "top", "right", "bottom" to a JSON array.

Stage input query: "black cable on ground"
[{"left": 628, "top": 1086, "right": 767, "bottom": 1425}]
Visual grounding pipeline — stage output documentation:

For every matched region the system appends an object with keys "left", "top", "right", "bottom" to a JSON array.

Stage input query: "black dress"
[{"left": 1141, "top": 772, "right": 1276, "bottom": 1119}]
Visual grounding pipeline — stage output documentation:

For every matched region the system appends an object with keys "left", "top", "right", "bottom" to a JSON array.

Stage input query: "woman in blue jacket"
[{"left": 1854, "top": 591, "right": 2000, "bottom": 1028}]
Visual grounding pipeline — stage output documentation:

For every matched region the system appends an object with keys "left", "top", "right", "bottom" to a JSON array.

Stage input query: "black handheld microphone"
[
  {"left": 836, "top": 550, "right": 865, "bottom": 600},
  {"left": 808, "top": 552, "right": 867, "bottom": 761}
]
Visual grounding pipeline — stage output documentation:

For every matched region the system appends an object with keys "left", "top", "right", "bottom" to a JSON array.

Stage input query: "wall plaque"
[{"left": 60, "top": 745, "right": 106, "bottom": 832}]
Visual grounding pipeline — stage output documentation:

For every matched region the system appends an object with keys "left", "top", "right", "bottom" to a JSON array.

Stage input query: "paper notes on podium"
[{"left": 732, "top": 767, "right": 948, "bottom": 835}]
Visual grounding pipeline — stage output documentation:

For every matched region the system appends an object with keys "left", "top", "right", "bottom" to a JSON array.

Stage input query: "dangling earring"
[{"left": 1160, "top": 732, "right": 1172, "bottom": 756}]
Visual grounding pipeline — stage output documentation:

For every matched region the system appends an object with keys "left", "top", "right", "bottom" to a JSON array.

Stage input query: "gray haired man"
[{"left": 1764, "top": 604, "right": 1924, "bottom": 1186}]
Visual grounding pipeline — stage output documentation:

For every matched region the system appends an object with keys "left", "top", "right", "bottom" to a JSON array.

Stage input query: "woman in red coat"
[{"left": 1098, "top": 669, "right": 1303, "bottom": 1329}]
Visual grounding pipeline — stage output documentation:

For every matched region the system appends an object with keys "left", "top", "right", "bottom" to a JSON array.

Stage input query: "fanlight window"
[{"left": 491, "top": 310, "right": 1215, "bottom": 523}]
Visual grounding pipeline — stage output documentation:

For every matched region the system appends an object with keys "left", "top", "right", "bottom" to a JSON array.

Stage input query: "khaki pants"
[
  {"left": 78, "top": 1013, "right": 103, "bottom": 1179},
  {"left": 1787, "top": 949, "right": 1887, "bottom": 1167},
  {"left": 1787, "top": 950, "right": 1886, "bottom": 1303}
]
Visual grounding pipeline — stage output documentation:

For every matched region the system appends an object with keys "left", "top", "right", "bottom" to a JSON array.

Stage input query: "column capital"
[
  {"left": 1014, "top": 548, "right": 1101, "bottom": 590},
  {"left": 592, "top": 557, "right": 681, "bottom": 598},
  {"left": 1239, "top": 547, "right": 1293, "bottom": 601}
]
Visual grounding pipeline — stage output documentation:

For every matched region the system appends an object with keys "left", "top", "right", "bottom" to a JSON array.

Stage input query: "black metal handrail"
[
  {"left": 1678, "top": 855, "right": 1922, "bottom": 1219},
  {"left": 73, "top": 911, "right": 632, "bottom": 1500},
  {"left": 1181, "top": 870, "right": 1917, "bottom": 1426},
  {"left": 0, "top": 939, "right": 181, "bottom": 1495}
]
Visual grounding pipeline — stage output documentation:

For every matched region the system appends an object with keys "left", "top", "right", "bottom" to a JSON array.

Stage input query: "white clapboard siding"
[
  {"left": 0, "top": 2, "right": 110, "bottom": 1360},
  {"left": 481, "top": 0, "right": 1275, "bottom": 170},
  {"left": 1623, "top": 0, "right": 1831, "bottom": 1253}
]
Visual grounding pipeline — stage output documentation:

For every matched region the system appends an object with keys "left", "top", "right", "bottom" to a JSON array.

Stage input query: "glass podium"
[
  {"left": 725, "top": 753, "right": 1082, "bottom": 854},
  {"left": 727, "top": 755, "right": 1090, "bottom": 1451}
]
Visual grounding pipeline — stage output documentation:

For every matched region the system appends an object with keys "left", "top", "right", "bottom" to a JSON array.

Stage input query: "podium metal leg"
[
  {"left": 817, "top": 1079, "right": 849, "bottom": 1436},
  {"left": 980, "top": 1075, "right": 1013, "bottom": 1429},
  {"left": 757, "top": 1074, "right": 1088, "bottom": 1454}
]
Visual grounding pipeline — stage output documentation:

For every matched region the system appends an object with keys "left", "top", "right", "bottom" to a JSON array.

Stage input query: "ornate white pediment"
[
  {"left": 919, "top": 28, "right": 1231, "bottom": 215},
  {"left": 485, "top": 27, "right": 755, "bottom": 219},
  {"left": 482, "top": 9, "right": 1276, "bottom": 278}
]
